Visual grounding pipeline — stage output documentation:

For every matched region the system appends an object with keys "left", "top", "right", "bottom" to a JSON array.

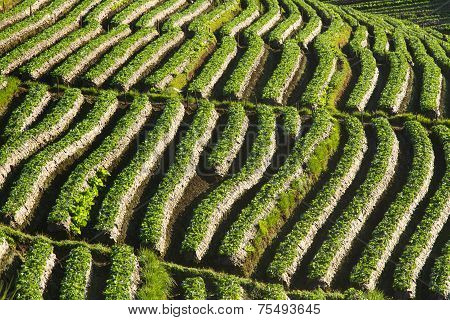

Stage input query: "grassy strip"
[{"left": 0, "top": 76, "right": 20, "bottom": 118}]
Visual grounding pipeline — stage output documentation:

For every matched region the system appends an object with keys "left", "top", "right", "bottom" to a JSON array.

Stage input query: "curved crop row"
[
  {"left": 0, "top": 0, "right": 79, "bottom": 54},
  {"left": 215, "top": 276, "right": 244, "bottom": 299},
  {"left": 281, "top": 106, "right": 301, "bottom": 138},
  {"left": 267, "top": 116, "right": 367, "bottom": 285},
  {"left": 84, "top": 27, "right": 158, "bottom": 87},
  {"left": 346, "top": 26, "right": 378, "bottom": 111},
  {"left": 59, "top": 246, "right": 92, "bottom": 300},
  {"left": 20, "top": 23, "right": 103, "bottom": 80},
  {"left": 52, "top": 25, "right": 131, "bottom": 84},
  {"left": 351, "top": 120, "right": 434, "bottom": 290},
  {"left": 95, "top": 100, "right": 185, "bottom": 242},
  {"left": 136, "top": 0, "right": 187, "bottom": 28},
  {"left": 207, "top": 103, "right": 248, "bottom": 176},
  {"left": 218, "top": 108, "right": 334, "bottom": 266},
  {"left": 15, "top": 240, "right": 56, "bottom": 300},
  {"left": 219, "top": 0, "right": 260, "bottom": 37},
  {"left": 2, "top": 83, "right": 51, "bottom": 139},
  {"left": 188, "top": 0, "right": 240, "bottom": 34},
  {"left": 104, "top": 245, "right": 139, "bottom": 300},
  {"left": 140, "top": 100, "right": 219, "bottom": 255},
  {"left": 48, "top": 93, "right": 151, "bottom": 235},
  {"left": 1, "top": 90, "right": 118, "bottom": 228},
  {"left": 407, "top": 37, "right": 443, "bottom": 118},
  {"left": 244, "top": 0, "right": 281, "bottom": 37},
  {"left": 0, "top": 0, "right": 101, "bottom": 75},
  {"left": 181, "top": 105, "right": 276, "bottom": 261},
  {"left": 372, "top": 26, "right": 390, "bottom": 60},
  {"left": 110, "top": 0, "right": 160, "bottom": 26},
  {"left": 85, "top": 0, "right": 133, "bottom": 24},
  {"left": 0, "top": 88, "right": 83, "bottom": 190},
  {"left": 393, "top": 125, "right": 449, "bottom": 298},
  {"left": 0, "top": 0, "right": 51, "bottom": 31},
  {"left": 145, "top": 32, "right": 216, "bottom": 90},
  {"left": 189, "top": 36, "right": 238, "bottom": 98},
  {"left": 268, "top": 0, "right": 302, "bottom": 46},
  {"left": 307, "top": 117, "right": 399, "bottom": 288},
  {"left": 223, "top": 33, "right": 265, "bottom": 99},
  {"left": 429, "top": 241, "right": 450, "bottom": 299},
  {"left": 301, "top": 18, "right": 351, "bottom": 108},
  {"left": 262, "top": 40, "right": 302, "bottom": 104},
  {"left": 112, "top": 28, "right": 184, "bottom": 91},
  {"left": 162, "top": 0, "right": 212, "bottom": 31},
  {"left": 293, "top": 0, "right": 322, "bottom": 47},
  {"left": 378, "top": 52, "right": 411, "bottom": 113}
]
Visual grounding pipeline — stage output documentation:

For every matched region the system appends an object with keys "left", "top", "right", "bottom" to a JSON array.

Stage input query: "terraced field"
[{"left": 0, "top": 0, "right": 449, "bottom": 300}]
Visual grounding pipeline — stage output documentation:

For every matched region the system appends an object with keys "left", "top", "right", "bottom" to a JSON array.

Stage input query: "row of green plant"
[
  {"left": 47, "top": 92, "right": 150, "bottom": 235},
  {"left": 140, "top": 100, "right": 218, "bottom": 252},
  {"left": 59, "top": 246, "right": 92, "bottom": 299},
  {"left": 215, "top": 276, "right": 244, "bottom": 299},
  {"left": 301, "top": 18, "right": 351, "bottom": 108},
  {"left": 351, "top": 120, "right": 434, "bottom": 289},
  {"left": 104, "top": 245, "right": 139, "bottom": 300},
  {"left": 223, "top": 33, "right": 264, "bottom": 98},
  {"left": 281, "top": 106, "right": 301, "bottom": 137},
  {"left": 110, "top": 0, "right": 158, "bottom": 26},
  {"left": 15, "top": 239, "right": 54, "bottom": 299},
  {"left": 268, "top": 0, "right": 301, "bottom": 46},
  {"left": 267, "top": 116, "right": 366, "bottom": 284},
  {"left": 346, "top": 26, "right": 378, "bottom": 111},
  {"left": 219, "top": 0, "right": 259, "bottom": 37},
  {"left": 241, "top": 116, "right": 341, "bottom": 275},
  {"left": 162, "top": 0, "right": 211, "bottom": 32},
  {"left": 0, "top": 0, "right": 98, "bottom": 74},
  {"left": 207, "top": 103, "right": 247, "bottom": 173},
  {"left": 244, "top": 0, "right": 280, "bottom": 37},
  {"left": 111, "top": 28, "right": 184, "bottom": 90},
  {"left": 84, "top": 27, "right": 157, "bottom": 86},
  {"left": 293, "top": 0, "right": 322, "bottom": 45},
  {"left": 2, "top": 82, "right": 50, "bottom": 139},
  {"left": 188, "top": 0, "right": 240, "bottom": 33},
  {"left": 308, "top": 117, "right": 397, "bottom": 284},
  {"left": 84, "top": 0, "right": 133, "bottom": 24},
  {"left": 145, "top": 31, "right": 216, "bottom": 90},
  {"left": 429, "top": 240, "right": 450, "bottom": 299},
  {"left": 262, "top": 40, "right": 301, "bottom": 104},
  {"left": 0, "top": 0, "right": 50, "bottom": 30},
  {"left": 136, "top": 0, "right": 186, "bottom": 28},
  {"left": 188, "top": 35, "right": 237, "bottom": 97},
  {"left": 422, "top": 34, "right": 450, "bottom": 74},
  {"left": 0, "top": 87, "right": 82, "bottom": 189},
  {"left": 408, "top": 36, "right": 443, "bottom": 117},
  {"left": 96, "top": 99, "right": 184, "bottom": 238},
  {"left": 0, "top": 0, "right": 77, "bottom": 51},
  {"left": 52, "top": 24, "right": 131, "bottom": 83},
  {"left": 19, "top": 23, "right": 102, "bottom": 79},
  {"left": 1, "top": 87, "right": 116, "bottom": 225},
  {"left": 378, "top": 52, "right": 410, "bottom": 113},
  {"left": 392, "top": 125, "right": 449, "bottom": 295},
  {"left": 372, "top": 26, "right": 390, "bottom": 60},
  {"left": 181, "top": 277, "right": 207, "bottom": 300},
  {"left": 181, "top": 106, "right": 275, "bottom": 260},
  {"left": 218, "top": 108, "right": 333, "bottom": 263}
]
